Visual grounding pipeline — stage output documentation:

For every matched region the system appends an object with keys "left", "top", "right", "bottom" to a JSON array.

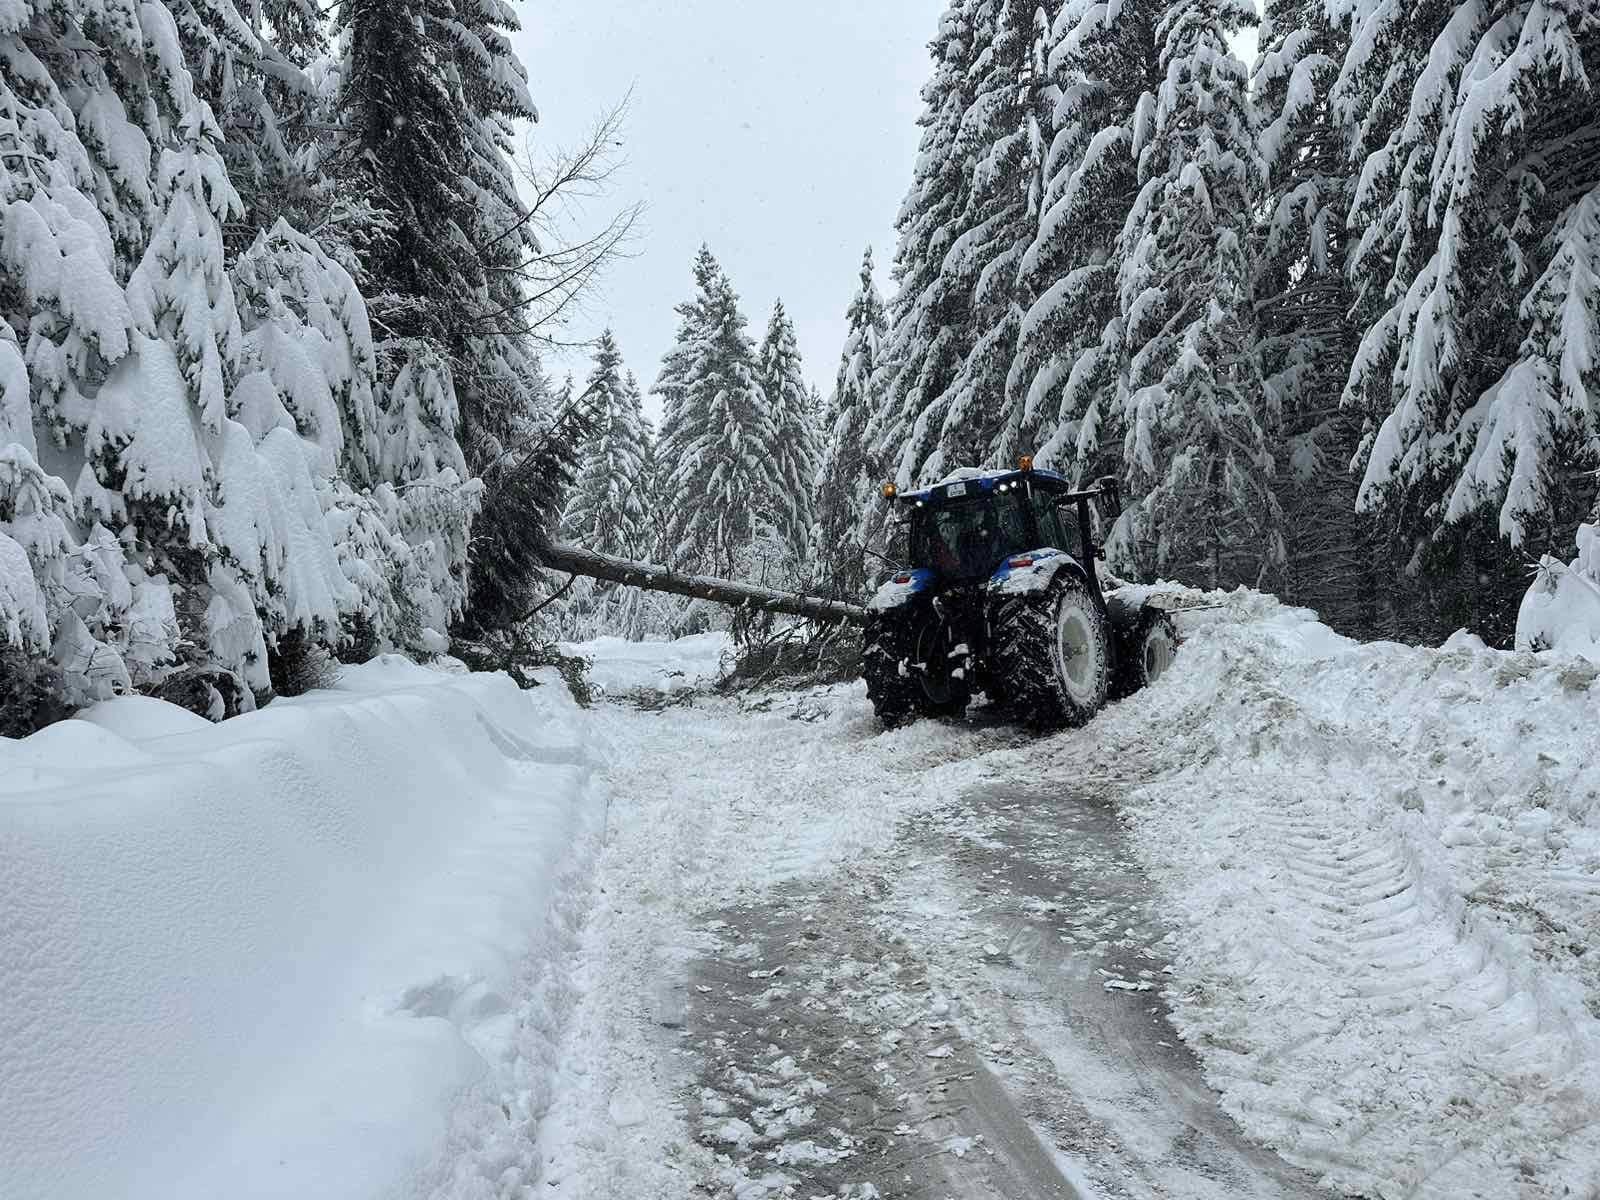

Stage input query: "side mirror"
[{"left": 1093, "top": 475, "right": 1122, "bottom": 519}]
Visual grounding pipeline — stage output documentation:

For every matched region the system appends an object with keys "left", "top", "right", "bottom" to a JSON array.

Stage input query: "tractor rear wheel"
[
  {"left": 862, "top": 606, "right": 969, "bottom": 728},
  {"left": 1114, "top": 608, "right": 1179, "bottom": 697},
  {"left": 990, "top": 574, "right": 1112, "bottom": 730}
]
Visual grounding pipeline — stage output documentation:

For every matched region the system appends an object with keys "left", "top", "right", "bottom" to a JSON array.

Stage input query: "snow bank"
[
  {"left": 565, "top": 630, "right": 731, "bottom": 696},
  {"left": 0, "top": 659, "right": 605, "bottom": 1200},
  {"left": 1025, "top": 588, "right": 1600, "bottom": 1198}
]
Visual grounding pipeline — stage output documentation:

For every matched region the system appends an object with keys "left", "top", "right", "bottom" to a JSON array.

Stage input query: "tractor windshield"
[{"left": 909, "top": 494, "right": 1031, "bottom": 579}]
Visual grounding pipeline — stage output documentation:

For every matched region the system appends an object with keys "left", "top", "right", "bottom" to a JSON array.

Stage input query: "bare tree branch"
[{"left": 465, "top": 92, "right": 644, "bottom": 349}]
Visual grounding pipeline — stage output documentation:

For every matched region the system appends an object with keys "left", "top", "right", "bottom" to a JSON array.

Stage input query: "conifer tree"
[
  {"left": 336, "top": 0, "right": 558, "bottom": 643},
  {"left": 654, "top": 248, "right": 775, "bottom": 579},
  {"left": 816, "top": 248, "right": 890, "bottom": 598},
  {"left": 653, "top": 246, "right": 721, "bottom": 431},
  {"left": 757, "top": 300, "right": 820, "bottom": 559},
  {"left": 1250, "top": 0, "right": 1385, "bottom": 633},
  {"left": 999, "top": 0, "right": 1157, "bottom": 480},
  {"left": 1340, "top": 0, "right": 1600, "bottom": 639},
  {"left": 869, "top": 0, "right": 993, "bottom": 485},
  {"left": 931, "top": 0, "right": 1051, "bottom": 475},
  {"left": 1115, "top": 0, "right": 1282, "bottom": 588},
  {"left": 1, "top": 0, "right": 478, "bottom": 720},
  {"left": 563, "top": 332, "right": 652, "bottom": 560},
  {"left": 557, "top": 337, "right": 658, "bottom": 638}
]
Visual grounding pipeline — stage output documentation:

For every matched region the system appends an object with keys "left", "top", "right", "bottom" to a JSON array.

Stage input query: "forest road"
[{"left": 673, "top": 780, "right": 1327, "bottom": 1199}]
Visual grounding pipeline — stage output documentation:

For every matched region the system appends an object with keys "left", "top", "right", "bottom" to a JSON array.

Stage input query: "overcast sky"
[{"left": 512, "top": 1, "right": 942, "bottom": 422}]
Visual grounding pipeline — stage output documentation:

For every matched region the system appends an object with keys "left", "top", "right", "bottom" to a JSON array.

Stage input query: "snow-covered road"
[
  {"left": 534, "top": 655, "right": 1316, "bottom": 1199},
  {"left": 543, "top": 602, "right": 1600, "bottom": 1200}
]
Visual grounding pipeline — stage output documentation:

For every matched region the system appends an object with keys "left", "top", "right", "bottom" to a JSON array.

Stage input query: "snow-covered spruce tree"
[
  {"left": 336, "top": 0, "right": 548, "bottom": 646},
  {"left": 446, "top": 0, "right": 568, "bottom": 639},
  {"left": 814, "top": 248, "right": 890, "bottom": 599},
  {"left": 868, "top": 0, "right": 994, "bottom": 487},
  {"left": 0, "top": 4, "right": 165, "bottom": 718},
  {"left": 1512, "top": 188, "right": 1600, "bottom": 648},
  {"left": 155, "top": 0, "right": 329, "bottom": 252},
  {"left": 4, "top": 0, "right": 394, "bottom": 717},
  {"left": 15, "top": 8, "right": 288, "bottom": 711},
  {"left": 999, "top": 0, "right": 1158, "bottom": 482},
  {"left": 757, "top": 300, "right": 820, "bottom": 561},
  {"left": 227, "top": 218, "right": 447, "bottom": 666},
  {"left": 1114, "top": 0, "right": 1282, "bottom": 590},
  {"left": 3, "top": 0, "right": 536, "bottom": 722},
  {"left": 556, "top": 332, "right": 658, "bottom": 638},
  {"left": 117, "top": 118, "right": 374, "bottom": 709},
  {"left": 462, "top": 361, "right": 590, "bottom": 642},
  {"left": 1250, "top": 0, "right": 1387, "bottom": 634},
  {"left": 654, "top": 248, "right": 776, "bottom": 582},
  {"left": 652, "top": 245, "right": 719, "bottom": 449},
  {"left": 562, "top": 332, "right": 652, "bottom": 560},
  {"left": 930, "top": 0, "right": 1054, "bottom": 476},
  {"left": 1339, "top": 0, "right": 1600, "bottom": 643}
]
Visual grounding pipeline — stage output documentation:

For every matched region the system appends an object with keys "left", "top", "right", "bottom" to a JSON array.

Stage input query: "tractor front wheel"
[
  {"left": 1114, "top": 608, "right": 1179, "bottom": 697},
  {"left": 990, "top": 574, "right": 1112, "bottom": 730},
  {"left": 862, "top": 606, "right": 969, "bottom": 728}
]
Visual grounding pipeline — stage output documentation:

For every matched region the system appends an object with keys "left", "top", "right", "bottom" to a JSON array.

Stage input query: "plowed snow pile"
[
  {"left": 0, "top": 659, "right": 605, "bottom": 1200},
  {"left": 1013, "top": 591, "right": 1600, "bottom": 1199}
]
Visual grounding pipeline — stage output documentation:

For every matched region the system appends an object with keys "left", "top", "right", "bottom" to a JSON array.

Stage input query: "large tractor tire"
[
  {"left": 990, "top": 573, "right": 1112, "bottom": 730},
  {"left": 1113, "top": 608, "right": 1179, "bottom": 698},
  {"left": 862, "top": 605, "right": 970, "bottom": 728}
]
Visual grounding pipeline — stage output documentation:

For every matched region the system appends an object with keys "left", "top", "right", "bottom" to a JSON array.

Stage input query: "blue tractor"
[{"left": 862, "top": 460, "right": 1178, "bottom": 730}]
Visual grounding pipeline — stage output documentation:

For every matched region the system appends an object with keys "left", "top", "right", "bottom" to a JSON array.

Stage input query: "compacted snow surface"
[{"left": 5, "top": 596, "right": 1600, "bottom": 1199}]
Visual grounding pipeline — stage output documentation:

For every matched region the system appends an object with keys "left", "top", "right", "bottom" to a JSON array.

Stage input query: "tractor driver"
[
  {"left": 956, "top": 511, "right": 1003, "bottom": 576},
  {"left": 929, "top": 519, "right": 961, "bottom": 575}
]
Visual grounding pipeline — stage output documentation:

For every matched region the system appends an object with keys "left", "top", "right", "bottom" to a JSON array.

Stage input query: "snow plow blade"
[{"left": 534, "top": 540, "right": 869, "bottom": 625}]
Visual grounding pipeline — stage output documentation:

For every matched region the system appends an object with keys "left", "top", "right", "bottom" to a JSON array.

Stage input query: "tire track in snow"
[
  {"left": 1224, "top": 788, "right": 1595, "bottom": 1199},
  {"left": 886, "top": 786, "right": 1323, "bottom": 1200},
  {"left": 534, "top": 689, "right": 1023, "bottom": 1198},
  {"left": 953, "top": 597, "right": 1600, "bottom": 1200},
  {"left": 1121, "top": 679, "right": 1600, "bottom": 1200}
]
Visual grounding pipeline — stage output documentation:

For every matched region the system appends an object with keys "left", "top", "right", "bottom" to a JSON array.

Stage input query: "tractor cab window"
[
  {"left": 1030, "top": 489, "right": 1083, "bottom": 560},
  {"left": 910, "top": 494, "right": 1029, "bottom": 578}
]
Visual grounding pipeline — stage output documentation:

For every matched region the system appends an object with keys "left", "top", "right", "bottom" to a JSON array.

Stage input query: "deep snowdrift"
[{"left": 0, "top": 659, "right": 605, "bottom": 1200}]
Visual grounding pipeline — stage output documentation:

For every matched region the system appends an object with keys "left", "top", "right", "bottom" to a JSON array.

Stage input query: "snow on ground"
[
  {"left": 7, "top": 605, "right": 1599, "bottom": 1200},
  {"left": 565, "top": 631, "right": 732, "bottom": 697},
  {"left": 985, "top": 590, "right": 1600, "bottom": 1199},
  {"left": 1, "top": 659, "right": 606, "bottom": 1200},
  {"left": 554, "top": 607, "right": 1600, "bottom": 1199}
]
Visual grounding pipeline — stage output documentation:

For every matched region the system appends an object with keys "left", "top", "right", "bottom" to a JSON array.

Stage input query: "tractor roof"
[{"left": 894, "top": 466, "right": 1075, "bottom": 506}]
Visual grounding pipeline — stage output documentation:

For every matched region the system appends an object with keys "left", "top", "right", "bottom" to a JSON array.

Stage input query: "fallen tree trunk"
[{"left": 534, "top": 541, "right": 869, "bottom": 626}]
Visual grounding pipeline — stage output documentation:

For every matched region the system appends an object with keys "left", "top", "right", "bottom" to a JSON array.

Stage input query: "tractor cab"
[{"left": 883, "top": 463, "right": 1116, "bottom": 593}]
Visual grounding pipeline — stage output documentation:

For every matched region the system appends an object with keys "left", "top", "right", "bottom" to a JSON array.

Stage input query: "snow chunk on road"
[
  {"left": 566, "top": 630, "right": 731, "bottom": 696},
  {"left": 0, "top": 660, "right": 604, "bottom": 1200}
]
